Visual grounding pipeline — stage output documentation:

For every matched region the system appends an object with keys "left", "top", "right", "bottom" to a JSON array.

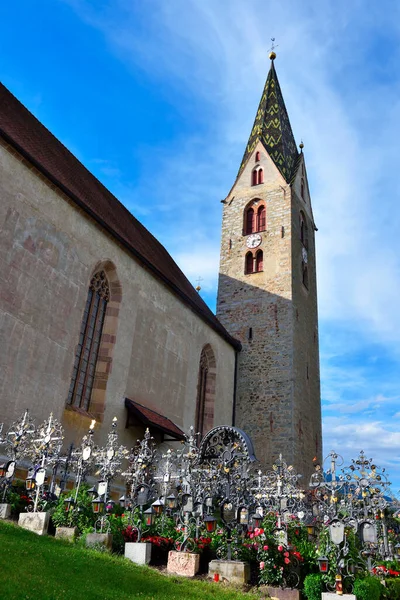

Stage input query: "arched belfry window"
[
  {"left": 245, "top": 252, "right": 254, "bottom": 274},
  {"left": 195, "top": 345, "right": 216, "bottom": 438},
  {"left": 256, "top": 250, "right": 263, "bottom": 272},
  {"left": 251, "top": 167, "right": 264, "bottom": 186},
  {"left": 245, "top": 207, "right": 255, "bottom": 234},
  {"left": 67, "top": 271, "right": 110, "bottom": 412},
  {"left": 255, "top": 151, "right": 261, "bottom": 162},
  {"left": 301, "top": 178, "right": 305, "bottom": 200},
  {"left": 257, "top": 205, "right": 266, "bottom": 231}
]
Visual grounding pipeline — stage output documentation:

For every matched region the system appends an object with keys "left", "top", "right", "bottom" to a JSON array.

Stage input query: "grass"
[{"left": 0, "top": 521, "right": 255, "bottom": 600}]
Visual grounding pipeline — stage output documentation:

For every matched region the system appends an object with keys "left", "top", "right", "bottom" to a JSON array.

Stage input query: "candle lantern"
[
  {"left": 92, "top": 496, "right": 105, "bottom": 514},
  {"left": 166, "top": 494, "right": 177, "bottom": 510},
  {"left": 251, "top": 512, "right": 263, "bottom": 528},
  {"left": 119, "top": 495, "right": 126, "bottom": 508},
  {"left": 0, "top": 463, "right": 6, "bottom": 478},
  {"left": 204, "top": 515, "right": 217, "bottom": 533},
  {"left": 64, "top": 496, "right": 75, "bottom": 512},
  {"left": 318, "top": 556, "right": 329, "bottom": 573},
  {"left": 152, "top": 498, "right": 164, "bottom": 515},
  {"left": 87, "top": 486, "right": 97, "bottom": 497},
  {"left": 144, "top": 507, "right": 154, "bottom": 526},
  {"left": 25, "top": 475, "right": 35, "bottom": 491}
]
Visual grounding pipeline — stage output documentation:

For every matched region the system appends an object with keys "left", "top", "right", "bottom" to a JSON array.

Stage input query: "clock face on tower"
[{"left": 246, "top": 234, "right": 262, "bottom": 249}]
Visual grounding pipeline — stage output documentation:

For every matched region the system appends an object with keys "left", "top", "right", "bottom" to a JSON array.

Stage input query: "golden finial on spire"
[
  {"left": 269, "top": 37, "right": 278, "bottom": 60},
  {"left": 299, "top": 140, "right": 304, "bottom": 151}
]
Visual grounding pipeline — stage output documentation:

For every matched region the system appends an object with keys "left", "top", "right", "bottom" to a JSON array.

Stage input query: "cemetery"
[{"left": 1, "top": 410, "right": 400, "bottom": 600}]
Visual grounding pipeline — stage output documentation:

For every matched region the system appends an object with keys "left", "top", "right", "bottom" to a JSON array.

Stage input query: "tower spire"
[{"left": 238, "top": 55, "right": 299, "bottom": 183}]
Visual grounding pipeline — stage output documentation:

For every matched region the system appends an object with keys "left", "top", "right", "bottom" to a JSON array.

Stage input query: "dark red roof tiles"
[
  {"left": 125, "top": 398, "right": 185, "bottom": 439},
  {"left": 0, "top": 82, "right": 240, "bottom": 350}
]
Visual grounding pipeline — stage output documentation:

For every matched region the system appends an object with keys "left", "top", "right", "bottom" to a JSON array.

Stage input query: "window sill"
[{"left": 64, "top": 403, "right": 102, "bottom": 423}]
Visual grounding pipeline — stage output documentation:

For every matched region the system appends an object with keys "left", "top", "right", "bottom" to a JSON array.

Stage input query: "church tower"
[{"left": 217, "top": 52, "right": 322, "bottom": 480}]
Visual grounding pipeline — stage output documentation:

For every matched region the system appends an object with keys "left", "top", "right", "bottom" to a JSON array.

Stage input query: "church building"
[{"left": 0, "top": 52, "right": 321, "bottom": 479}]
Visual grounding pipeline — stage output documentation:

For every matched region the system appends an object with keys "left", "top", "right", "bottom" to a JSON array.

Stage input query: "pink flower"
[
  {"left": 284, "top": 557, "right": 290, "bottom": 564},
  {"left": 263, "top": 545, "right": 269, "bottom": 551},
  {"left": 284, "top": 551, "right": 289, "bottom": 557},
  {"left": 249, "top": 533, "right": 254, "bottom": 539},
  {"left": 278, "top": 545, "right": 283, "bottom": 552},
  {"left": 260, "top": 561, "right": 265, "bottom": 570}
]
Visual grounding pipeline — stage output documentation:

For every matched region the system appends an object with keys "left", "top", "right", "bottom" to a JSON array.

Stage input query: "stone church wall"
[{"left": 0, "top": 141, "right": 236, "bottom": 448}]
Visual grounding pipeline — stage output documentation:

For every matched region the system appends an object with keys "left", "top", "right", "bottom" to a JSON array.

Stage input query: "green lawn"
[{"left": 0, "top": 521, "right": 254, "bottom": 600}]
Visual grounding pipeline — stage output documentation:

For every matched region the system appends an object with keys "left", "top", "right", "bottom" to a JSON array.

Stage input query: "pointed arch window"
[
  {"left": 257, "top": 205, "right": 266, "bottom": 231},
  {"left": 258, "top": 168, "right": 264, "bottom": 184},
  {"left": 300, "top": 211, "right": 308, "bottom": 249},
  {"left": 255, "top": 151, "right": 261, "bottom": 162},
  {"left": 252, "top": 169, "right": 258, "bottom": 186},
  {"left": 245, "top": 207, "right": 255, "bottom": 234},
  {"left": 301, "top": 178, "right": 305, "bottom": 200},
  {"left": 195, "top": 345, "right": 216, "bottom": 438},
  {"left": 245, "top": 252, "right": 254, "bottom": 274},
  {"left": 67, "top": 271, "right": 109, "bottom": 412},
  {"left": 256, "top": 250, "right": 263, "bottom": 272}
]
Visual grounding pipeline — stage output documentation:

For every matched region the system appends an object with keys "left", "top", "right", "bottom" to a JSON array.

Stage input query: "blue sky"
[{"left": 2, "top": 1, "right": 400, "bottom": 491}]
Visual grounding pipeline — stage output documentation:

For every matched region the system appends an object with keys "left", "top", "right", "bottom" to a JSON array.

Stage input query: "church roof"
[
  {"left": 238, "top": 58, "right": 299, "bottom": 183},
  {"left": 0, "top": 83, "right": 240, "bottom": 351}
]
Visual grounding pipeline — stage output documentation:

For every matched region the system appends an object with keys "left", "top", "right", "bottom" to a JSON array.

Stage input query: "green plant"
[
  {"left": 6, "top": 480, "right": 31, "bottom": 517},
  {"left": 303, "top": 573, "right": 322, "bottom": 600},
  {"left": 383, "top": 578, "right": 400, "bottom": 599},
  {"left": 353, "top": 576, "right": 383, "bottom": 600},
  {"left": 51, "top": 485, "right": 96, "bottom": 534}
]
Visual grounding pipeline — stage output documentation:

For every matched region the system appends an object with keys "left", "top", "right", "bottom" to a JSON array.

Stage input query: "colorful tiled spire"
[{"left": 238, "top": 53, "right": 299, "bottom": 183}]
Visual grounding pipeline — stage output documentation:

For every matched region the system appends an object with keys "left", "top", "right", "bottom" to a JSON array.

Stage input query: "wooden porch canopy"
[{"left": 124, "top": 398, "right": 185, "bottom": 441}]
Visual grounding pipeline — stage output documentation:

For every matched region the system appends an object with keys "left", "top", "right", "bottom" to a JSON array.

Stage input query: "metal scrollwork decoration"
[
  {"left": 199, "top": 426, "right": 256, "bottom": 560},
  {"left": 0, "top": 410, "right": 36, "bottom": 502},
  {"left": 121, "top": 428, "right": 157, "bottom": 541},
  {"left": 92, "top": 417, "right": 128, "bottom": 533},
  {"left": 25, "top": 413, "right": 64, "bottom": 513}
]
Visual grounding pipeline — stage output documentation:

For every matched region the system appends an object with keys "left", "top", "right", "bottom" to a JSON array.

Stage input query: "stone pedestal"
[
  {"left": 18, "top": 511, "right": 50, "bottom": 535},
  {"left": 0, "top": 503, "right": 11, "bottom": 519},
  {"left": 55, "top": 526, "right": 78, "bottom": 541},
  {"left": 266, "top": 587, "right": 300, "bottom": 600},
  {"left": 208, "top": 559, "right": 250, "bottom": 585},
  {"left": 322, "top": 595, "right": 355, "bottom": 600},
  {"left": 85, "top": 532, "right": 113, "bottom": 551},
  {"left": 167, "top": 551, "right": 200, "bottom": 577},
  {"left": 125, "top": 542, "right": 152, "bottom": 565}
]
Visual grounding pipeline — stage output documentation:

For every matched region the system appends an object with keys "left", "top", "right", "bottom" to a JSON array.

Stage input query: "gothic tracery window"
[
  {"left": 67, "top": 271, "right": 109, "bottom": 412},
  {"left": 195, "top": 345, "right": 216, "bottom": 438}
]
